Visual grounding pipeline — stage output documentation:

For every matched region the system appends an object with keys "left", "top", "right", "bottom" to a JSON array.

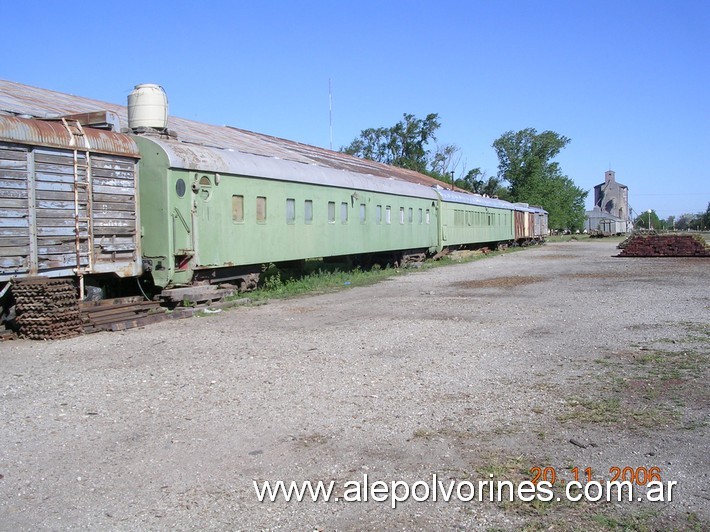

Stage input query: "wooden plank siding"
[
  {"left": 0, "top": 145, "right": 30, "bottom": 271},
  {"left": 0, "top": 142, "right": 141, "bottom": 281}
]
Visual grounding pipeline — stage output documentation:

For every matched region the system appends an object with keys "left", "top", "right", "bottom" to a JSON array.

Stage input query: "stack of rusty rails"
[
  {"left": 80, "top": 296, "right": 169, "bottom": 333},
  {"left": 12, "top": 278, "right": 83, "bottom": 340},
  {"left": 617, "top": 234, "right": 710, "bottom": 257}
]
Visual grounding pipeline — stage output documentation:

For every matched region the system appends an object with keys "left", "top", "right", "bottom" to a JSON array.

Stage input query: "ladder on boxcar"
[{"left": 61, "top": 118, "right": 93, "bottom": 300}]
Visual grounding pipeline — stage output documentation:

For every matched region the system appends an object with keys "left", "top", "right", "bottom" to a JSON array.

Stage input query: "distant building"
[{"left": 584, "top": 170, "right": 632, "bottom": 233}]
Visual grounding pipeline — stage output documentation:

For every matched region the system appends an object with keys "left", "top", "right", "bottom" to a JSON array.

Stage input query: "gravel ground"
[{"left": 1, "top": 240, "right": 708, "bottom": 530}]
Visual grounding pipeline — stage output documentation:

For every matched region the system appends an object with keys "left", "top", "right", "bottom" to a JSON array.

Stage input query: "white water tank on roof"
[{"left": 127, "top": 83, "right": 168, "bottom": 130}]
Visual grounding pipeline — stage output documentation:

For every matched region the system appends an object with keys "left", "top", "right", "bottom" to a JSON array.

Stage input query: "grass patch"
[
  {"left": 558, "top": 396, "right": 674, "bottom": 427},
  {"left": 245, "top": 245, "right": 531, "bottom": 301},
  {"left": 449, "top": 451, "right": 707, "bottom": 529},
  {"left": 235, "top": 260, "right": 401, "bottom": 301},
  {"left": 476, "top": 453, "right": 532, "bottom": 480},
  {"left": 589, "top": 509, "right": 663, "bottom": 530},
  {"left": 560, "top": 322, "right": 709, "bottom": 430},
  {"left": 559, "top": 397, "right": 622, "bottom": 424}
]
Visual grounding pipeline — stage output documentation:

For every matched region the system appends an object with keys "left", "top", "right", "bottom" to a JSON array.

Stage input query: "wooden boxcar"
[
  {"left": 513, "top": 204, "right": 548, "bottom": 242},
  {"left": 0, "top": 115, "right": 142, "bottom": 295}
]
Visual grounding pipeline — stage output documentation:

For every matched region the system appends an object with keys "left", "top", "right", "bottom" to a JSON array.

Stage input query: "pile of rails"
[
  {"left": 12, "top": 278, "right": 83, "bottom": 340},
  {"left": 4, "top": 281, "right": 171, "bottom": 340},
  {"left": 617, "top": 233, "right": 710, "bottom": 257},
  {"left": 1, "top": 282, "right": 254, "bottom": 341},
  {"left": 80, "top": 296, "right": 169, "bottom": 333}
]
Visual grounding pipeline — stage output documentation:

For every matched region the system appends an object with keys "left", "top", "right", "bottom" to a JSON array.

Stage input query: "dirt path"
[{"left": 1, "top": 240, "right": 708, "bottom": 530}]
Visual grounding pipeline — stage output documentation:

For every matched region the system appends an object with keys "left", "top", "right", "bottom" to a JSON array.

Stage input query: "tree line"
[
  {"left": 634, "top": 205, "right": 710, "bottom": 231},
  {"left": 341, "top": 113, "right": 587, "bottom": 231}
]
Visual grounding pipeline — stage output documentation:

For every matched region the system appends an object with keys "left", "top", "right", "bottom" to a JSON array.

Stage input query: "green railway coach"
[
  {"left": 134, "top": 134, "right": 441, "bottom": 289},
  {"left": 435, "top": 189, "right": 515, "bottom": 246}
]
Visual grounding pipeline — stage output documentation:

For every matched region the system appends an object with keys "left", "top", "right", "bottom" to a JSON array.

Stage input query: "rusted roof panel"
[
  {"left": 0, "top": 79, "right": 460, "bottom": 190},
  {"left": 144, "top": 135, "right": 439, "bottom": 200},
  {"left": 436, "top": 188, "right": 521, "bottom": 209},
  {"left": 0, "top": 115, "right": 139, "bottom": 158}
]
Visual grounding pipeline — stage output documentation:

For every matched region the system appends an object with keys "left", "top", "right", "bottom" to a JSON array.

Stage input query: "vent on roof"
[
  {"left": 61, "top": 111, "right": 122, "bottom": 131},
  {"left": 127, "top": 83, "right": 168, "bottom": 131}
]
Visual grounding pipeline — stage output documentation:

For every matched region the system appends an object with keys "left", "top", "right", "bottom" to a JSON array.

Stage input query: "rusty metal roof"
[
  {"left": 437, "top": 188, "right": 521, "bottom": 210},
  {"left": 0, "top": 79, "right": 463, "bottom": 190},
  {"left": 135, "top": 134, "right": 439, "bottom": 200},
  {"left": 0, "top": 114, "right": 139, "bottom": 157}
]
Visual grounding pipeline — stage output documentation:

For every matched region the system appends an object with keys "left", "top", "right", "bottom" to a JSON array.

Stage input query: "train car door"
[{"left": 171, "top": 177, "right": 194, "bottom": 270}]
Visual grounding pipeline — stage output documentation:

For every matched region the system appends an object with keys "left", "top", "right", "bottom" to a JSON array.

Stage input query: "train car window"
[
  {"left": 256, "top": 196, "right": 267, "bottom": 223},
  {"left": 399, "top": 207, "right": 404, "bottom": 224},
  {"left": 454, "top": 210, "right": 463, "bottom": 226},
  {"left": 198, "top": 176, "right": 211, "bottom": 200},
  {"left": 232, "top": 195, "right": 244, "bottom": 223},
  {"left": 341, "top": 202, "right": 348, "bottom": 224},
  {"left": 418, "top": 208, "right": 423, "bottom": 224},
  {"left": 304, "top": 200, "right": 313, "bottom": 224},
  {"left": 176, "top": 178, "right": 186, "bottom": 198},
  {"left": 385, "top": 206, "right": 391, "bottom": 224},
  {"left": 425, "top": 209, "right": 430, "bottom": 224},
  {"left": 286, "top": 198, "right": 296, "bottom": 224},
  {"left": 408, "top": 208, "right": 413, "bottom": 223},
  {"left": 328, "top": 201, "right": 335, "bottom": 223},
  {"left": 359, "top": 203, "right": 366, "bottom": 224},
  {"left": 487, "top": 214, "right": 492, "bottom": 226},
  {"left": 376, "top": 205, "right": 382, "bottom": 224}
]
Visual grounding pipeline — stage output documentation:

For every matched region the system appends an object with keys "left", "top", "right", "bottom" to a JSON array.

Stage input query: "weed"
[
  {"left": 590, "top": 509, "right": 661, "bottom": 530},
  {"left": 560, "top": 323, "right": 708, "bottom": 431}
]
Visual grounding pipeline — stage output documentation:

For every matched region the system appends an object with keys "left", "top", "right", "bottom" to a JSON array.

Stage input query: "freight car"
[
  {"left": 0, "top": 81, "right": 547, "bottom": 337},
  {"left": 0, "top": 114, "right": 143, "bottom": 337},
  {"left": 513, "top": 203, "right": 548, "bottom": 243}
]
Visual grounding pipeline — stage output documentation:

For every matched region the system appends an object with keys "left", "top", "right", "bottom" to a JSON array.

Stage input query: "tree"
[
  {"left": 674, "top": 211, "right": 707, "bottom": 231},
  {"left": 429, "top": 144, "right": 461, "bottom": 179},
  {"left": 634, "top": 209, "right": 661, "bottom": 230},
  {"left": 455, "top": 168, "right": 505, "bottom": 197},
  {"left": 492, "top": 128, "right": 587, "bottom": 231},
  {"left": 342, "top": 113, "right": 442, "bottom": 174}
]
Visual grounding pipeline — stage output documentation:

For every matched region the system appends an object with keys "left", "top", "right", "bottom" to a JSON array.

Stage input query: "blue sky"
[{"left": 3, "top": 0, "right": 708, "bottom": 218}]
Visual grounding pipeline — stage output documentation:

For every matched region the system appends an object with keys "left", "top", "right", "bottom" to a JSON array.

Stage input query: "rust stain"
[
  {"left": 452, "top": 275, "right": 547, "bottom": 289},
  {"left": 0, "top": 115, "right": 139, "bottom": 158}
]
